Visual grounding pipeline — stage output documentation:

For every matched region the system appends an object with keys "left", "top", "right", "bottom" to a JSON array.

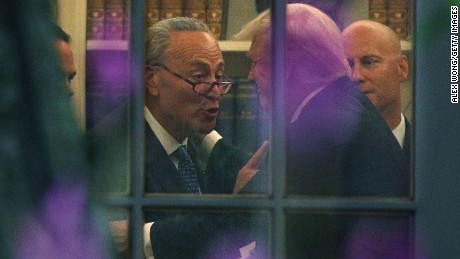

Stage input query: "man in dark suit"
[
  {"left": 342, "top": 20, "right": 412, "bottom": 162},
  {"left": 245, "top": 4, "right": 408, "bottom": 197},
  {"left": 243, "top": 4, "right": 410, "bottom": 257},
  {"left": 141, "top": 17, "right": 268, "bottom": 259},
  {"left": 0, "top": 11, "right": 105, "bottom": 256}
]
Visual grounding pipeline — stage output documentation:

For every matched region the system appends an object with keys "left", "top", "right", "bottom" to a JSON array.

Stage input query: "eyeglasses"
[{"left": 151, "top": 63, "right": 233, "bottom": 95}]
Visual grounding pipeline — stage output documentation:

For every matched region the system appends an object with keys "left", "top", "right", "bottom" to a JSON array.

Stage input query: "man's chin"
[
  {"left": 197, "top": 122, "right": 216, "bottom": 136},
  {"left": 365, "top": 93, "right": 377, "bottom": 104}
]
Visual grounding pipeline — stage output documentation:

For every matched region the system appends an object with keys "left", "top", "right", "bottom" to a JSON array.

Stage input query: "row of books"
[
  {"left": 87, "top": 0, "right": 226, "bottom": 41},
  {"left": 216, "top": 79, "right": 267, "bottom": 154},
  {"left": 369, "top": 0, "right": 413, "bottom": 39}
]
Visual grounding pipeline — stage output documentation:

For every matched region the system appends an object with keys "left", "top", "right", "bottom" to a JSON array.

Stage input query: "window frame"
[{"left": 103, "top": 1, "right": 460, "bottom": 258}]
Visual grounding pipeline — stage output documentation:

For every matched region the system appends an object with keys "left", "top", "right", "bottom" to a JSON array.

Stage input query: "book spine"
[
  {"left": 233, "top": 80, "right": 260, "bottom": 153},
  {"left": 206, "top": 0, "right": 224, "bottom": 40},
  {"left": 159, "top": 0, "right": 183, "bottom": 20},
  {"left": 215, "top": 82, "right": 236, "bottom": 144},
  {"left": 105, "top": 0, "right": 124, "bottom": 40},
  {"left": 87, "top": 0, "right": 106, "bottom": 40},
  {"left": 184, "top": 0, "right": 207, "bottom": 22},
  {"left": 86, "top": 50, "right": 130, "bottom": 128},
  {"left": 387, "top": 0, "right": 409, "bottom": 39},
  {"left": 368, "top": 0, "right": 388, "bottom": 25}
]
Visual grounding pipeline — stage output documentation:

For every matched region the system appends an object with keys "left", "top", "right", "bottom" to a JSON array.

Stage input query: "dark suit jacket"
[
  {"left": 286, "top": 76, "right": 409, "bottom": 197},
  {"left": 403, "top": 117, "right": 412, "bottom": 166},
  {"left": 285, "top": 77, "right": 411, "bottom": 258},
  {"left": 144, "top": 125, "right": 269, "bottom": 259},
  {"left": 89, "top": 104, "right": 265, "bottom": 258},
  {"left": 144, "top": 126, "right": 251, "bottom": 195}
]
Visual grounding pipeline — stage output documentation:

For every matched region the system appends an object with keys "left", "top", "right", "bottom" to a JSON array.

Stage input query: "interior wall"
[{"left": 226, "top": 0, "right": 258, "bottom": 39}]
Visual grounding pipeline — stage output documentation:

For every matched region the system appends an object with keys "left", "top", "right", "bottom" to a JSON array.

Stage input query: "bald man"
[{"left": 342, "top": 20, "right": 411, "bottom": 158}]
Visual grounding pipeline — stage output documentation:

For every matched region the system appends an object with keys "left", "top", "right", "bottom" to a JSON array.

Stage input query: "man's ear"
[
  {"left": 145, "top": 65, "right": 160, "bottom": 96},
  {"left": 398, "top": 55, "right": 409, "bottom": 82}
]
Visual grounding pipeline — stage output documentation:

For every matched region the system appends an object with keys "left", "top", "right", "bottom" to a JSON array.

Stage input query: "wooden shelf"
[
  {"left": 218, "top": 41, "right": 251, "bottom": 52},
  {"left": 86, "top": 39, "right": 412, "bottom": 52},
  {"left": 86, "top": 40, "right": 129, "bottom": 50},
  {"left": 86, "top": 40, "right": 251, "bottom": 52},
  {"left": 401, "top": 40, "right": 412, "bottom": 52}
]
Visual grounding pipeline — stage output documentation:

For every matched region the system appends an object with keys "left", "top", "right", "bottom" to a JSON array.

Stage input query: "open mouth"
[{"left": 204, "top": 108, "right": 219, "bottom": 115}]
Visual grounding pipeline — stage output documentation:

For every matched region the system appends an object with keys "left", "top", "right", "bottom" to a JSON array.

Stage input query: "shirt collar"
[
  {"left": 392, "top": 113, "right": 406, "bottom": 148},
  {"left": 144, "top": 106, "right": 187, "bottom": 155}
]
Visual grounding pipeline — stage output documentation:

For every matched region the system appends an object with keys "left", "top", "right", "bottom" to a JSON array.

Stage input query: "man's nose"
[
  {"left": 351, "top": 65, "right": 365, "bottom": 84},
  {"left": 205, "top": 83, "right": 222, "bottom": 101}
]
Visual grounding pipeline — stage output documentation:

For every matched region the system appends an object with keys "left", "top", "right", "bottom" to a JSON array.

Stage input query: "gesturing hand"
[{"left": 233, "top": 141, "right": 270, "bottom": 194}]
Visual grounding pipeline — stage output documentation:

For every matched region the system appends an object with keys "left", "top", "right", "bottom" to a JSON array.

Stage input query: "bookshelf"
[
  {"left": 54, "top": 0, "right": 414, "bottom": 129},
  {"left": 86, "top": 39, "right": 411, "bottom": 52},
  {"left": 83, "top": 0, "right": 414, "bottom": 129},
  {"left": 219, "top": 40, "right": 251, "bottom": 51},
  {"left": 86, "top": 40, "right": 250, "bottom": 51},
  {"left": 86, "top": 40, "right": 129, "bottom": 50}
]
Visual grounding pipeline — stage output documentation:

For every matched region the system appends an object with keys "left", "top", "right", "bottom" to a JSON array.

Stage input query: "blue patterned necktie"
[{"left": 175, "top": 145, "right": 201, "bottom": 193}]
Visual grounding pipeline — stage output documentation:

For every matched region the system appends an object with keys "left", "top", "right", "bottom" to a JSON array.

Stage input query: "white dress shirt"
[
  {"left": 144, "top": 106, "right": 187, "bottom": 169},
  {"left": 392, "top": 113, "right": 406, "bottom": 148}
]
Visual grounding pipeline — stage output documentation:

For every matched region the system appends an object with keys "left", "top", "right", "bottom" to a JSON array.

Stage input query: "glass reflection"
[
  {"left": 286, "top": 211, "right": 412, "bottom": 258},
  {"left": 87, "top": 0, "right": 416, "bottom": 257},
  {"left": 238, "top": 4, "right": 410, "bottom": 197},
  {"left": 143, "top": 208, "right": 270, "bottom": 258}
]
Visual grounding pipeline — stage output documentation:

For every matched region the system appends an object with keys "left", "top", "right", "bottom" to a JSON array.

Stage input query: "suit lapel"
[{"left": 144, "top": 122, "right": 187, "bottom": 193}]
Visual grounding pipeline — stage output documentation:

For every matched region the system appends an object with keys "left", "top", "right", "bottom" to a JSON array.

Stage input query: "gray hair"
[
  {"left": 145, "top": 17, "right": 212, "bottom": 66},
  {"left": 235, "top": 4, "right": 351, "bottom": 86}
]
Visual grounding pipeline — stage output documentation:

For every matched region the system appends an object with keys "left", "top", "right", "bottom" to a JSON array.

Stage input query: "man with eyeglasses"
[{"left": 140, "top": 17, "right": 268, "bottom": 259}]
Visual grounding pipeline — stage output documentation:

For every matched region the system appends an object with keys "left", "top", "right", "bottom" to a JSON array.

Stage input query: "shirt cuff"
[{"left": 143, "top": 222, "right": 155, "bottom": 259}]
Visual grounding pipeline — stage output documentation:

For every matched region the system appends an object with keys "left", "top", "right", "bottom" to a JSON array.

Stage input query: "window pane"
[
  {"left": 107, "top": 208, "right": 130, "bottom": 258},
  {"left": 224, "top": 1, "right": 413, "bottom": 198},
  {"left": 268, "top": 2, "right": 414, "bottom": 198},
  {"left": 286, "top": 210, "right": 413, "bottom": 258},
  {"left": 143, "top": 208, "right": 271, "bottom": 258},
  {"left": 86, "top": 49, "right": 131, "bottom": 196}
]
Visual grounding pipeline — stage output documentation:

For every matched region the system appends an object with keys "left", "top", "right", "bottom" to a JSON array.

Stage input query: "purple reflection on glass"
[
  {"left": 15, "top": 179, "right": 107, "bottom": 259},
  {"left": 342, "top": 217, "right": 418, "bottom": 259},
  {"left": 86, "top": 50, "right": 130, "bottom": 128},
  {"left": 204, "top": 230, "right": 269, "bottom": 259}
]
